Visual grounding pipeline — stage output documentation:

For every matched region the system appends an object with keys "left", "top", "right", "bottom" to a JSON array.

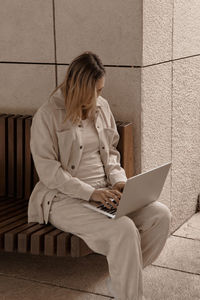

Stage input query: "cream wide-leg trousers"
[{"left": 48, "top": 182, "right": 172, "bottom": 300}]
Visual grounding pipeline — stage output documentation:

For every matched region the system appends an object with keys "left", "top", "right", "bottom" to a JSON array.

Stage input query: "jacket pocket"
[{"left": 56, "top": 129, "right": 74, "bottom": 170}]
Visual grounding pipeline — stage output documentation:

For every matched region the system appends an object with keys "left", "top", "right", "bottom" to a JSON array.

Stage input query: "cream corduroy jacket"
[{"left": 28, "top": 87, "right": 127, "bottom": 224}]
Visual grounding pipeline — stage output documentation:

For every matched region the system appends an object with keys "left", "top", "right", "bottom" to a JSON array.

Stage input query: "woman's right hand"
[{"left": 89, "top": 188, "right": 122, "bottom": 209}]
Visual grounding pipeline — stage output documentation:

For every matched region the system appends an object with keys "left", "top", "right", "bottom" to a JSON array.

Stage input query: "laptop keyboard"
[{"left": 96, "top": 203, "right": 117, "bottom": 215}]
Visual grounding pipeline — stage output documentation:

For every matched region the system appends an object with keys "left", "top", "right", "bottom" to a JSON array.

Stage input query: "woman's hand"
[
  {"left": 112, "top": 181, "right": 126, "bottom": 193},
  {"left": 89, "top": 188, "right": 122, "bottom": 209}
]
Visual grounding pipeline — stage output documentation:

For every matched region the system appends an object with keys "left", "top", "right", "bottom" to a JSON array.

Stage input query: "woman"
[{"left": 28, "top": 51, "right": 172, "bottom": 300}]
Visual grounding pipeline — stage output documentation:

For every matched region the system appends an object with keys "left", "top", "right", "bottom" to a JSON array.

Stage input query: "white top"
[{"left": 75, "top": 118, "right": 107, "bottom": 188}]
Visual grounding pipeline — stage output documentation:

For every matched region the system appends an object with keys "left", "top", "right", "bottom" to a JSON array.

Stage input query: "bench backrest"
[{"left": 0, "top": 113, "right": 134, "bottom": 200}]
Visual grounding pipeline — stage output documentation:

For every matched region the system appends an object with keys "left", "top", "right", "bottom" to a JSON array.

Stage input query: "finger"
[
  {"left": 102, "top": 193, "right": 117, "bottom": 209},
  {"left": 105, "top": 193, "right": 119, "bottom": 208},
  {"left": 106, "top": 199, "right": 115, "bottom": 209},
  {"left": 107, "top": 190, "right": 121, "bottom": 202},
  {"left": 106, "top": 197, "right": 117, "bottom": 209},
  {"left": 111, "top": 189, "right": 122, "bottom": 198},
  {"left": 102, "top": 195, "right": 112, "bottom": 209},
  {"left": 108, "top": 188, "right": 122, "bottom": 197},
  {"left": 105, "top": 191, "right": 119, "bottom": 204}
]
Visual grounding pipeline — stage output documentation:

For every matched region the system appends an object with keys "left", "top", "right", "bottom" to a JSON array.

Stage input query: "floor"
[{"left": 0, "top": 212, "right": 200, "bottom": 300}]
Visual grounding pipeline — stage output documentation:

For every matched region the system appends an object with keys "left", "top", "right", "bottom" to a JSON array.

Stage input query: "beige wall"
[
  {"left": 141, "top": 0, "right": 200, "bottom": 233},
  {"left": 0, "top": 0, "right": 199, "bottom": 232}
]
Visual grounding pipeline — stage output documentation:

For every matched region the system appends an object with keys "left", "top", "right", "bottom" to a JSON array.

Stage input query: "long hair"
[{"left": 50, "top": 51, "right": 106, "bottom": 125}]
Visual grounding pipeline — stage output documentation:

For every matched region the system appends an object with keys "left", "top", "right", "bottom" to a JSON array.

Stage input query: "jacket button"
[
  {"left": 102, "top": 146, "right": 105, "bottom": 149},
  {"left": 71, "top": 165, "right": 75, "bottom": 169},
  {"left": 80, "top": 145, "right": 83, "bottom": 149},
  {"left": 47, "top": 201, "right": 50, "bottom": 205},
  {"left": 78, "top": 124, "right": 82, "bottom": 127}
]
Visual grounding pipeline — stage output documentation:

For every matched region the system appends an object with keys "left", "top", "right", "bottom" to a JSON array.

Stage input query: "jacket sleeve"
[
  {"left": 30, "top": 108, "right": 95, "bottom": 201},
  {"left": 104, "top": 102, "right": 128, "bottom": 186}
]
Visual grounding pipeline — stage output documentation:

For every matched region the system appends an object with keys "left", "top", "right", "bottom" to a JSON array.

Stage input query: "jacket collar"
[{"left": 49, "top": 87, "right": 102, "bottom": 110}]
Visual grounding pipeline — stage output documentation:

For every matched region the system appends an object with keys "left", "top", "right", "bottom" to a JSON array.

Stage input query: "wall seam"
[
  {"left": 0, "top": 53, "right": 199, "bottom": 68},
  {"left": 170, "top": 0, "right": 175, "bottom": 213},
  {"left": 52, "top": 0, "right": 57, "bottom": 87}
]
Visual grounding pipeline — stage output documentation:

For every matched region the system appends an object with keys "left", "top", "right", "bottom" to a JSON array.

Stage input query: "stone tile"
[
  {"left": 143, "top": 0, "right": 173, "bottom": 65},
  {"left": 173, "top": 212, "right": 200, "bottom": 240},
  {"left": 55, "top": 0, "right": 142, "bottom": 65},
  {"left": 143, "top": 264, "right": 200, "bottom": 300},
  {"left": 0, "top": 64, "right": 55, "bottom": 115},
  {"left": 0, "top": 252, "right": 112, "bottom": 297},
  {"left": 57, "top": 65, "right": 142, "bottom": 175},
  {"left": 0, "top": 0, "right": 54, "bottom": 63},
  {"left": 173, "top": 0, "right": 200, "bottom": 59},
  {"left": 140, "top": 62, "right": 172, "bottom": 210},
  {"left": 171, "top": 56, "right": 200, "bottom": 232},
  {"left": 152, "top": 235, "right": 200, "bottom": 275},
  {"left": 0, "top": 274, "right": 109, "bottom": 300}
]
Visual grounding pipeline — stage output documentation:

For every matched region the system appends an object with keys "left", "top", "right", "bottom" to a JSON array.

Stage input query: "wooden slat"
[
  {"left": 4, "top": 222, "right": 35, "bottom": 252},
  {"left": 0, "top": 198, "right": 26, "bottom": 210},
  {"left": 0, "top": 196, "right": 9, "bottom": 202},
  {"left": 0, "top": 114, "right": 15, "bottom": 197},
  {"left": 71, "top": 235, "right": 93, "bottom": 258},
  {"left": 30, "top": 224, "right": 55, "bottom": 255},
  {"left": 16, "top": 115, "right": 30, "bottom": 199},
  {"left": 0, "top": 217, "right": 27, "bottom": 249},
  {"left": 18, "top": 223, "right": 46, "bottom": 253},
  {"left": 0, "top": 114, "right": 7, "bottom": 197},
  {"left": 0, "top": 211, "right": 27, "bottom": 229},
  {"left": 0, "top": 207, "right": 27, "bottom": 223},
  {"left": 0, "top": 201, "right": 27, "bottom": 219},
  {"left": 7, "top": 115, "right": 22, "bottom": 197},
  {"left": 44, "top": 228, "right": 62, "bottom": 256},
  {"left": 56, "top": 232, "right": 71, "bottom": 257},
  {"left": 117, "top": 122, "right": 134, "bottom": 178},
  {"left": 0, "top": 197, "right": 16, "bottom": 207},
  {"left": 24, "top": 117, "right": 33, "bottom": 200}
]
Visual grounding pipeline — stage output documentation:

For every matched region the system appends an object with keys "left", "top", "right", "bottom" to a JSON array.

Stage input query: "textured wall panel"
[
  {"left": 173, "top": 0, "right": 200, "bottom": 59},
  {"left": 171, "top": 56, "right": 200, "bottom": 231},
  {"left": 141, "top": 63, "right": 172, "bottom": 212},
  {"left": 0, "top": 0, "right": 54, "bottom": 62},
  {"left": 143, "top": 0, "right": 173, "bottom": 65},
  {"left": 55, "top": 0, "right": 142, "bottom": 65},
  {"left": 0, "top": 64, "right": 55, "bottom": 114}
]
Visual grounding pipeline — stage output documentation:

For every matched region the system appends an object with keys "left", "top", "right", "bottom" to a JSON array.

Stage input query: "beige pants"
[{"left": 48, "top": 184, "right": 172, "bottom": 300}]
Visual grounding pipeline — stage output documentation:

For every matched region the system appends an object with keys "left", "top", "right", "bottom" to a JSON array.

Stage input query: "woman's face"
[{"left": 96, "top": 76, "right": 105, "bottom": 98}]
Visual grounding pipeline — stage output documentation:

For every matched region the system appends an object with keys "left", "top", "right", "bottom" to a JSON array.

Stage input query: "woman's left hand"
[{"left": 112, "top": 181, "right": 126, "bottom": 193}]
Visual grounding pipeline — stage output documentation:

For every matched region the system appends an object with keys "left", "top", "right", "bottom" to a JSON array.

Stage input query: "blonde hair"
[{"left": 50, "top": 51, "right": 106, "bottom": 125}]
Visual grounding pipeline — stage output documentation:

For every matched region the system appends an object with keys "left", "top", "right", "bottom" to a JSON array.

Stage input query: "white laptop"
[{"left": 83, "top": 162, "right": 171, "bottom": 219}]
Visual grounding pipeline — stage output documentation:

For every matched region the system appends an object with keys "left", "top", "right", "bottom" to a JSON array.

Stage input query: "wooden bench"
[{"left": 0, "top": 113, "right": 134, "bottom": 258}]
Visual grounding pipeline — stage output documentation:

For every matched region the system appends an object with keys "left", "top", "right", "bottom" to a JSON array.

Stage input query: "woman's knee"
[
  {"left": 116, "top": 215, "right": 140, "bottom": 238},
  {"left": 154, "top": 202, "right": 172, "bottom": 230}
]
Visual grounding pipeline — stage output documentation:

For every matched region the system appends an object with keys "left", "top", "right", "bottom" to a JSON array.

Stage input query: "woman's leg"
[
  {"left": 48, "top": 193, "right": 144, "bottom": 300},
  {"left": 127, "top": 201, "right": 172, "bottom": 269}
]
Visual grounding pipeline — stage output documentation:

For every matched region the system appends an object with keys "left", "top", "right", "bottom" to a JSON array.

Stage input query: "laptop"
[{"left": 83, "top": 162, "right": 171, "bottom": 219}]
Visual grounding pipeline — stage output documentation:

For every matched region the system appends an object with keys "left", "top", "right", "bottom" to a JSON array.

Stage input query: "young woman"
[{"left": 28, "top": 51, "right": 172, "bottom": 300}]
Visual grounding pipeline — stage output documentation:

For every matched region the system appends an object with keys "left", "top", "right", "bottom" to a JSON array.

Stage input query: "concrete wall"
[
  {"left": 141, "top": 0, "right": 200, "bottom": 232},
  {"left": 0, "top": 0, "right": 199, "bottom": 232}
]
